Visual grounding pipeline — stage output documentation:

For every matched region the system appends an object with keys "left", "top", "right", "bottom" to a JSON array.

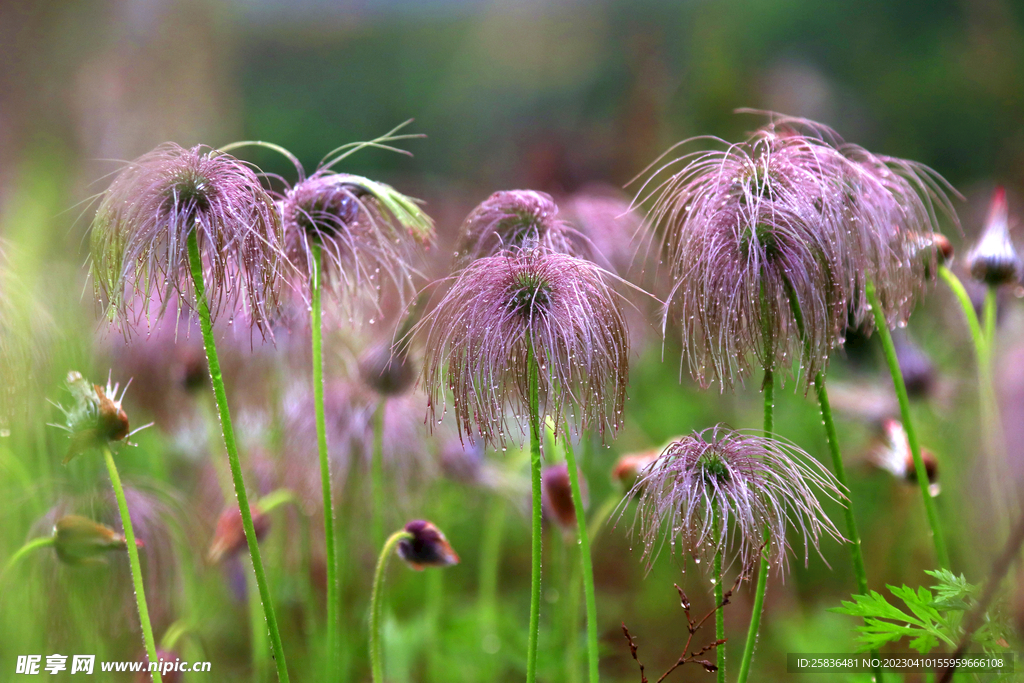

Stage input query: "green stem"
[
  {"left": 186, "top": 231, "right": 290, "bottom": 683},
  {"left": 248, "top": 561, "right": 269, "bottom": 681},
  {"left": 1, "top": 536, "right": 54, "bottom": 583},
  {"left": 736, "top": 369, "right": 773, "bottom": 683},
  {"left": 526, "top": 342, "right": 544, "bottom": 683},
  {"left": 817, "top": 378, "right": 884, "bottom": 683},
  {"left": 310, "top": 243, "right": 339, "bottom": 679},
  {"left": 866, "top": 280, "right": 949, "bottom": 568},
  {"left": 370, "top": 529, "right": 413, "bottom": 683},
  {"left": 714, "top": 520, "right": 725, "bottom": 683},
  {"left": 103, "top": 446, "right": 162, "bottom": 683},
  {"left": 938, "top": 267, "right": 986, "bottom": 360},
  {"left": 983, "top": 286, "right": 997, "bottom": 349},
  {"left": 564, "top": 436, "right": 599, "bottom": 683},
  {"left": 940, "top": 266, "right": 1009, "bottom": 534},
  {"left": 372, "top": 402, "right": 386, "bottom": 549}
]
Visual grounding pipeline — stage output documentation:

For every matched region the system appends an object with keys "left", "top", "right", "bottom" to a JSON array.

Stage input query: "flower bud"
[
  {"left": 869, "top": 418, "right": 939, "bottom": 496},
  {"left": 57, "top": 371, "right": 133, "bottom": 464},
  {"left": 53, "top": 514, "right": 141, "bottom": 566},
  {"left": 358, "top": 343, "right": 416, "bottom": 397},
  {"left": 542, "top": 463, "right": 586, "bottom": 530},
  {"left": 396, "top": 520, "right": 459, "bottom": 570},
  {"left": 893, "top": 332, "right": 935, "bottom": 399},
  {"left": 967, "top": 187, "right": 1022, "bottom": 287},
  {"left": 207, "top": 504, "right": 271, "bottom": 563},
  {"left": 612, "top": 447, "right": 662, "bottom": 489}
]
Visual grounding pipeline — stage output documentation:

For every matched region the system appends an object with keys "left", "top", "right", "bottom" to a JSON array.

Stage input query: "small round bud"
[
  {"left": 542, "top": 463, "right": 586, "bottom": 530},
  {"left": 396, "top": 520, "right": 460, "bottom": 570},
  {"left": 893, "top": 332, "right": 935, "bottom": 399}
]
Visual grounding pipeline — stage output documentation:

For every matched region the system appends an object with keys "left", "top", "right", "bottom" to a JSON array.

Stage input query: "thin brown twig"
[{"left": 622, "top": 573, "right": 743, "bottom": 683}]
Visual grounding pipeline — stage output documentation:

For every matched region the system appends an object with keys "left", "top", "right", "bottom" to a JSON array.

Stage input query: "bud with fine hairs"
[
  {"left": 53, "top": 514, "right": 142, "bottom": 566},
  {"left": 52, "top": 371, "right": 140, "bottom": 464}
]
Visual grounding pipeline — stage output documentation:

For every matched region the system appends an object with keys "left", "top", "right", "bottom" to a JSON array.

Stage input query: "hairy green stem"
[
  {"left": 103, "top": 446, "right": 162, "bottom": 683},
  {"left": 372, "top": 402, "right": 386, "bottom": 549},
  {"left": 736, "top": 369, "right": 773, "bottom": 683},
  {"left": 785, "top": 284, "right": 882, "bottom": 681},
  {"left": 564, "top": 436, "right": 600, "bottom": 683},
  {"left": 866, "top": 280, "right": 949, "bottom": 568},
  {"left": 817, "top": 378, "right": 884, "bottom": 682},
  {"left": 1, "top": 536, "right": 54, "bottom": 582},
  {"left": 983, "top": 286, "right": 997, "bottom": 348},
  {"left": 310, "top": 243, "right": 339, "bottom": 678},
  {"left": 370, "top": 529, "right": 413, "bottom": 683},
  {"left": 941, "top": 268, "right": 1010, "bottom": 538},
  {"left": 714, "top": 517, "right": 725, "bottom": 683},
  {"left": 526, "top": 342, "right": 544, "bottom": 683},
  {"left": 186, "top": 232, "right": 290, "bottom": 683},
  {"left": 938, "top": 267, "right": 986, "bottom": 358}
]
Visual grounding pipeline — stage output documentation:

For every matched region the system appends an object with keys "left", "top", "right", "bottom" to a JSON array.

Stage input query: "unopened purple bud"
[{"left": 396, "top": 520, "right": 460, "bottom": 570}]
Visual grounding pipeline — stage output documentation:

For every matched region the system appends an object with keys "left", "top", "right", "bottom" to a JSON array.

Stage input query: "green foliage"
[{"left": 831, "top": 570, "right": 1009, "bottom": 655}]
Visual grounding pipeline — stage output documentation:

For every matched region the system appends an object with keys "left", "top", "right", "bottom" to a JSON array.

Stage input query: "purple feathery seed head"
[
  {"left": 279, "top": 169, "right": 433, "bottom": 312},
  {"left": 422, "top": 249, "right": 628, "bottom": 447},
  {"left": 452, "top": 190, "right": 581, "bottom": 268},
  {"left": 642, "top": 113, "right": 956, "bottom": 390},
  {"left": 627, "top": 425, "right": 845, "bottom": 573},
  {"left": 966, "top": 187, "right": 1022, "bottom": 287},
  {"left": 90, "top": 143, "right": 284, "bottom": 331}
]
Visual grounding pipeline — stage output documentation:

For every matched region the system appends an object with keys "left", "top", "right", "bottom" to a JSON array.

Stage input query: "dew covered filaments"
[
  {"left": 89, "top": 143, "right": 284, "bottom": 331},
  {"left": 642, "top": 113, "right": 957, "bottom": 390},
  {"left": 421, "top": 249, "right": 628, "bottom": 447},
  {"left": 453, "top": 190, "right": 581, "bottom": 267},
  {"left": 627, "top": 426, "right": 846, "bottom": 572}
]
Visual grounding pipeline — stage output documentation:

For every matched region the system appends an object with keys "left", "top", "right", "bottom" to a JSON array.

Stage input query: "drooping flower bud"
[
  {"left": 612, "top": 446, "right": 663, "bottom": 489},
  {"left": 207, "top": 504, "right": 271, "bottom": 563},
  {"left": 966, "top": 187, "right": 1022, "bottom": 287},
  {"left": 53, "top": 514, "right": 142, "bottom": 566},
  {"left": 893, "top": 332, "right": 935, "bottom": 399},
  {"left": 54, "top": 371, "right": 133, "bottom": 464},
  {"left": 542, "top": 463, "right": 586, "bottom": 530},
  {"left": 396, "top": 520, "right": 460, "bottom": 570},
  {"left": 869, "top": 418, "right": 939, "bottom": 496},
  {"left": 359, "top": 342, "right": 416, "bottom": 397}
]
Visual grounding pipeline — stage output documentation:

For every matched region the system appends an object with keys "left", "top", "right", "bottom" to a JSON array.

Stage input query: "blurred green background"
[{"left": 1, "top": 0, "right": 1024, "bottom": 681}]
